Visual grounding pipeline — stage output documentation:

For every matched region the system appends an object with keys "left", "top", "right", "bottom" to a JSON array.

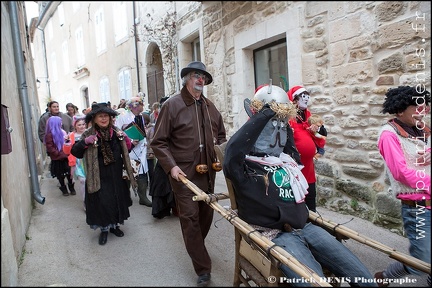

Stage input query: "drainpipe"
[
  {"left": 133, "top": 1, "right": 141, "bottom": 92},
  {"left": 10, "top": 1, "right": 45, "bottom": 204}
]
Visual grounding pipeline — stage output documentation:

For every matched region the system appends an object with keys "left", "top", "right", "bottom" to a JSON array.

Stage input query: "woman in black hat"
[{"left": 71, "top": 103, "right": 137, "bottom": 245}]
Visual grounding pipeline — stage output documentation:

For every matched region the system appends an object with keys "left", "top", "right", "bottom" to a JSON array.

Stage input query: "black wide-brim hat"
[
  {"left": 85, "top": 102, "right": 118, "bottom": 124},
  {"left": 180, "top": 61, "right": 213, "bottom": 85}
]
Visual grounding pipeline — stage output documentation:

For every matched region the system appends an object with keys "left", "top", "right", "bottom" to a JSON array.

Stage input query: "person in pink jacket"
[
  {"left": 66, "top": 116, "right": 87, "bottom": 210},
  {"left": 375, "top": 86, "right": 430, "bottom": 287}
]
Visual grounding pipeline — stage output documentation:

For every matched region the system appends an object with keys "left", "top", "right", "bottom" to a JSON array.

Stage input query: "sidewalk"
[{"left": 17, "top": 172, "right": 428, "bottom": 287}]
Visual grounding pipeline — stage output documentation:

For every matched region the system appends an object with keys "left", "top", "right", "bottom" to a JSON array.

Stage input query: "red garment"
[
  {"left": 67, "top": 132, "right": 76, "bottom": 166},
  {"left": 289, "top": 110, "right": 316, "bottom": 183},
  {"left": 313, "top": 134, "right": 326, "bottom": 149}
]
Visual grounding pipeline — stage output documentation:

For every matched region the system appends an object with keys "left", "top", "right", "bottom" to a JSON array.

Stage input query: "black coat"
[
  {"left": 149, "top": 161, "right": 175, "bottom": 217},
  {"left": 223, "top": 108, "right": 309, "bottom": 230},
  {"left": 71, "top": 133, "right": 132, "bottom": 228}
]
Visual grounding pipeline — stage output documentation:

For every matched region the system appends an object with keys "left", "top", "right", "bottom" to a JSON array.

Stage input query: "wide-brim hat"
[
  {"left": 180, "top": 61, "right": 213, "bottom": 85},
  {"left": 85, "top": 102, "right": 118, "bottom": 124}
]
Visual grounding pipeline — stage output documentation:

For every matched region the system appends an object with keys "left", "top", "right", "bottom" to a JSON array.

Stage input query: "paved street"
[{"left": 17, "top": 171, "right": 428, "bottom": 287}]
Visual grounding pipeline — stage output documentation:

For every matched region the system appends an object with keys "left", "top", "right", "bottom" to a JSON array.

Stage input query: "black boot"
[
  {"left": 109, "top": 226, "right": 124, "bottom": 237},
  {"left": 136, "top": 175, "right": 152, "bottom": 207},
  {"left": 68, "top": 183, "right": 76, "bottom": 195},
  {"left": 59, "top": 185, "right": 69, "bottom": 196},
  {"left": 99, "top": 231, "right": 108, "bottom": 245}
]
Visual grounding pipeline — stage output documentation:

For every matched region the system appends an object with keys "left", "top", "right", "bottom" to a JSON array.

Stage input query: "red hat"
[
  {"left": 287, "top": 85, "right": 307, "bottom": 101},
  {"left": 255, "top": 84, "right": 267, "bottom": 94}
]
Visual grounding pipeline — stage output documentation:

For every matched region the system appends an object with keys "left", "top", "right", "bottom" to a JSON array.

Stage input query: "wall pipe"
[
  {"left": 10, "top": 1, "right": 45, "bottom": 205},
  {"left": 133, "top": 1, "right": 141, "bottom": 92}
]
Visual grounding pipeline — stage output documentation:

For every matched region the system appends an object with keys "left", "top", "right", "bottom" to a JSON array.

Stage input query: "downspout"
[
  {"left": 10, "top": 1, "right": 45, "bottom": 204},
  {"left": 133, "top": 1, "right": 141, "bottom": 92}
]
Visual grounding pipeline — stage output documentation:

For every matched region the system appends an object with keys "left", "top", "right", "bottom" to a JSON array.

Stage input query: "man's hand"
[{"left": 170, "top": 166, "right": 186, "bottom": 181}]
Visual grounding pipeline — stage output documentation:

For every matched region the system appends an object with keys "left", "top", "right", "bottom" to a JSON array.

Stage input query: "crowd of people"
[{"left": 37, "top": 61, "right": 430, "bottom": 287}]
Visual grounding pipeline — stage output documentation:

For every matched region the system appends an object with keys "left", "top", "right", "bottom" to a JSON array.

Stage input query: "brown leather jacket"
[{"left": 151, "top": 87, "right": 227, "bottom": 193}]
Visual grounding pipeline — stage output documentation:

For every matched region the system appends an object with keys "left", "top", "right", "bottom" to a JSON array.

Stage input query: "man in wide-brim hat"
[
  {"left": 180, "top": 61, "right": 213, "bottom": 85},
  {"left": 151, "top": 61, "right": 226, "bottom": 286}
]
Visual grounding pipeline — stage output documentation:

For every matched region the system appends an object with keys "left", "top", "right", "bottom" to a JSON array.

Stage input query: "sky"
[{"left": 25, "top": 1, "right": 39, "bottom": 25}]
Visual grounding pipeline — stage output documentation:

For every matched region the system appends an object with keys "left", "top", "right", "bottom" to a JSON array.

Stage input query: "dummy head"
[{"left": 245, "top": 83, "right": 296, "bottom": 157}]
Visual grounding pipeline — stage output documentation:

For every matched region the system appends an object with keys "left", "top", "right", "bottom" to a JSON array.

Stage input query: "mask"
[
  {"left": 297, "top": 92, "right": 310, "bottom": 110},
  {"left": 251, "top": 117, "right": 288, "bottom": 157}
]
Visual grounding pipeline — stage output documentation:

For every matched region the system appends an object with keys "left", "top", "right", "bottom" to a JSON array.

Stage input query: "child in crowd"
[
  {"left": 44, "top": 116, "right": 75, "bottom": 196},
  {"left": 143, "top": 113, "right": 155, "bottom": 187},
  {"left": 66, "top": 116, "right": 87, "bottom": 209},
  {"left": 150, "top": 102, "right": 160, "bottom": 124},
  {"left": 307, "top": 114, "right": 327, "bottom": 160}
]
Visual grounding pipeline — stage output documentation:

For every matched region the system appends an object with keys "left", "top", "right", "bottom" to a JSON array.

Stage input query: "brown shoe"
[{"left": 374, "top": 271, "right": 389, "bottom": 287}]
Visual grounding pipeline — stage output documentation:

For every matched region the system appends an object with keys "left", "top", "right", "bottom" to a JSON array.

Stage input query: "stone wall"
[
  {"left": 174, "top": 1, "right": 431, "bottom": 235},
  {"left": 1, "top": 1, "right": 44, "bottom": 285}
]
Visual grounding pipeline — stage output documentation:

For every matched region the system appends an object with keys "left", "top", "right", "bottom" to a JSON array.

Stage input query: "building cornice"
[{"left": 73, "top": 67, "right": 90, "bottom": 80}]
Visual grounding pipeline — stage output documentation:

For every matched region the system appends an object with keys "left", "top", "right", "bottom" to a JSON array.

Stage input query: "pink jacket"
[{"left": 378, "top": 130, "right": 430, "bottom": 203}]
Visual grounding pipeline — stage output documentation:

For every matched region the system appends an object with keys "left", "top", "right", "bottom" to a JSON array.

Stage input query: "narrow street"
[{"left": 17, "top": 171, "right": 427, "bottom": 287}]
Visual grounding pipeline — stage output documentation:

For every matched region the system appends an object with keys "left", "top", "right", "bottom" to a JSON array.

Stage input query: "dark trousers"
[
  {"left": 174, "top": 185, "right": 214, "bottom": 276},
  {"left": 147, "top": 159, "right": 154, "bottom": 183},
  {"left": 305, "top": 182, "right": 316, "bottom": 212}
]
